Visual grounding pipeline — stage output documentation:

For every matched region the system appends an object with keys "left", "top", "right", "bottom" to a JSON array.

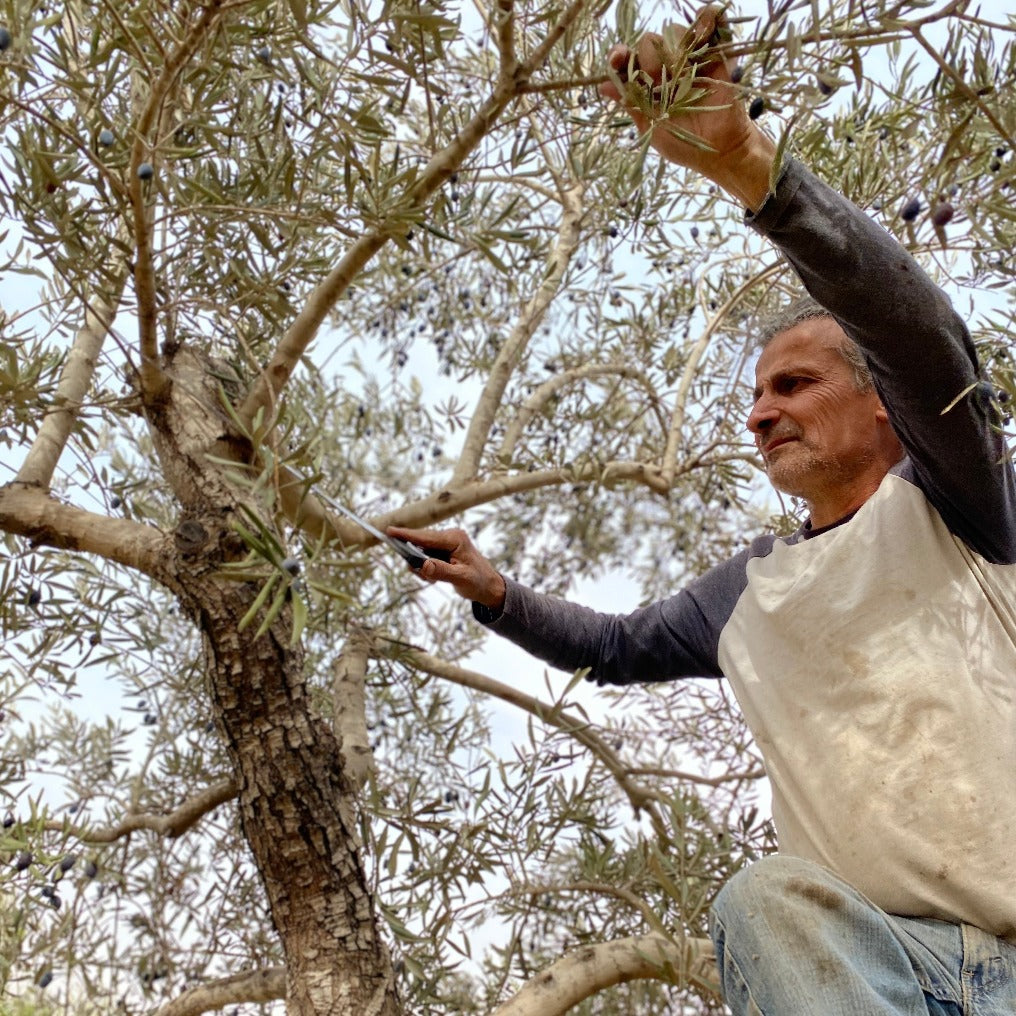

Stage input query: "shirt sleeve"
[
  {"left": 474, "top": 542, "right": 763, "bottom": 686},
  {"left": 748, "top": 159, "right": 1016, "bottom": 564}
]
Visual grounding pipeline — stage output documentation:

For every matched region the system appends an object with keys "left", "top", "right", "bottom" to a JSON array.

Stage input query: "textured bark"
[{"left": 145, "top": 348, "right": 398, "bottom": 1015}]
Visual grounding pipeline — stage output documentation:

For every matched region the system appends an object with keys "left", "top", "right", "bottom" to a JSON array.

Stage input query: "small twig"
[
  {"left": 909, "top": 26, "right": 1013, "bottom": 148},
  {"left": 515, "top": 878, "right": 670, "bottom": 935},
  {"left": 628, "top": 765, "right": 766, "bottom": 787}
]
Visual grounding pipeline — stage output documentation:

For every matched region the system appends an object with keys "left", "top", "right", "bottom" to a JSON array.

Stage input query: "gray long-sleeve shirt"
[{"left": 480, "top": 159, "right": 1016, "bottom": 941}]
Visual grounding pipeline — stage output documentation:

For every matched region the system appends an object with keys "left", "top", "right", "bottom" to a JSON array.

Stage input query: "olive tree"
[{"left": 0, "top": 0, "right": 1013, "bottom": 1012}]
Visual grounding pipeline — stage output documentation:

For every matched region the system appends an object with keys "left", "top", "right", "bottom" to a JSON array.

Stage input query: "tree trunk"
[{"left": 147, "top": 349, "right": 398, "bottom": 1015}]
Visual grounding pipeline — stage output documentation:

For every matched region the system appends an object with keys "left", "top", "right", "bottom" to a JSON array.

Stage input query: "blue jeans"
[{"left": 709, "top": 855, "right": 1016, "bottom": 1015}]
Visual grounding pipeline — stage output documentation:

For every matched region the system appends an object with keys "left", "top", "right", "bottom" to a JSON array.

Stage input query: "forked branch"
[
  {"left": 497, "top": 363, "right": 662, "bottom": 466},
  {"left": 236, "top": 0, "right": 599, "bottom": 436}
]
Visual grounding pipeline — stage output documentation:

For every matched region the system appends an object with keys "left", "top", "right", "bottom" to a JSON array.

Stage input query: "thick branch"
[
  {"left": 372, "top": 460, "right": 670, "bottom": 539},
  {"left": 489, "top": 933, "right": 719, "bottom": 1016},
  {"left": 153, "top": 966, "right": 285, "bottom": 1016},
  {"left": 17, "top": 272, "right": 129, "bottom": 489},
  {"left": 385, "top": 645, "right": 668, "bottom": 824},
  {"left": 497, "top": 363, "right": 661, "bottom": 466},
  {"left": 0, "top": 482, "right": 168, "bottom": 580},
  {"left": 44, "top": 779, "right": 237, "bottom": 844},
  {"left": 332, "top": 633, "right": 374, "bottom": 791},
  {"left": 452, "top": 182, "right": 585, "bottom": 486},
  {"left": 238, "top": 96, "right": 520, "bottom": 436},
  {"left": 278, "top": 458, "right": 671, "bottom": 560}
]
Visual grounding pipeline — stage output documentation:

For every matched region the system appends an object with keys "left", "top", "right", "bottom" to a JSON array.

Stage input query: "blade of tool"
[{"left": 316, "top": 491, "right": 451, "bottom": 570}]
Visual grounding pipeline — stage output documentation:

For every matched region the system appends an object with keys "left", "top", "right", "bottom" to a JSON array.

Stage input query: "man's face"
[{"left": 747, "top": 317, "right": 891, "bottom": 506}]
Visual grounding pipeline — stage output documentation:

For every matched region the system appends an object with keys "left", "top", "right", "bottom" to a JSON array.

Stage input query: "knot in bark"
[{"left": 174, "top": 518, "right": 210, "bottom": 556}]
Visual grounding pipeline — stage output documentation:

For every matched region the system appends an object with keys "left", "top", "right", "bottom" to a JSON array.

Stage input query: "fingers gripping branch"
[{"left": 599, "top": 5, "right": 776, "bottom": 211}]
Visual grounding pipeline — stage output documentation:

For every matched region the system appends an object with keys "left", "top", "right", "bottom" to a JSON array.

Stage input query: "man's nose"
[{"left": 746, "top": 396, "right": 780, "bottom": 435}]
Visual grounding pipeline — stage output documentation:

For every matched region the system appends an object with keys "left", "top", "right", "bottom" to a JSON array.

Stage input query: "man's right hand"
[
  {"left": 386, "top": 526, "right": 507, "bottom": 611},
  {"left": 599, "top": 4, "right": 777, "bottom": 212}
]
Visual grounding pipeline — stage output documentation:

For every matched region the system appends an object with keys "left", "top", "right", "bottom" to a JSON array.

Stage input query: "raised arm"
[{"left": 602, "top": 3, "right": 1016, "bottom": 562}]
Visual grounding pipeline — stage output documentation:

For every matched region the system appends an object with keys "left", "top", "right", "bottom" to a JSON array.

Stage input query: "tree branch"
[
  {"left": 515, "top": 879, "right": 670, "bottom": 937},
  {"left": 16, "top": 270, "right": 129, "bottom": 490},
  {"left": 44, "top": 778, "right": 237, "bottom": 844},
  {"left": 153, "top": 966, "right": 285, "bottom": 1016},
  {"left": 381, "top": 644, "right": 670, "bottom": 826},
  {"left": 278, "top": 456, "right": 674, "bottom": 560},
  {"left": 452, "top": 182, "right": 585, "bottom": 485},
  {"left": 496, "top": 363, "right": 663, "bottom": 467},
  {"left": 237, "top": 92, "right": 522, "bottom": 437},
  {"left": 523, "top": 0, "right": 598, "bottom": 79},
  {"left": 488, "top": 933, "right": 719, "bottom": 1016},
  {"left": 909, "top": 25, "right": 1013, "bottom": 148},
  {"left": 628, "top": 766, "right": 766, "bottom": 787},
  {"left": 130, "top": 0, "right": 226, "bottom": 404},
  {"left": 493, "top": 0, "right": 517, "bottom": 73},
  {"left": 375, "top": 460, "right": 672, "bottom": 537},
  {"left": 0, "top": 483, "right": 169, "bottom": 581},
  {"left": 662, "top": 262, "right": 782, "bottom": 486},
  {"left": 236, "top": 0, "right": 601, "bottom": 436},
  {"left": 333, "top": 633, "right": 375, "bottom": 791}
]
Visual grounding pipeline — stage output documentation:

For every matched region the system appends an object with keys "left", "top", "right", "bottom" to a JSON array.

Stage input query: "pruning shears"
[{"left": 316, "top": 491, "right": 452, "bottom": 571}]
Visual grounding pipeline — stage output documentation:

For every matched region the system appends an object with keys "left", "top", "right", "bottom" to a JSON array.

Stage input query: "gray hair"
[{"left": 759, "top": 295, "right": 874, "bottom": 393}]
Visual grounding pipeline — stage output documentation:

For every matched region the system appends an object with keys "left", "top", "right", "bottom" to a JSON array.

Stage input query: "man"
[{"left": 391, "top": 6, "right": 1016, "bottom": 1013}]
